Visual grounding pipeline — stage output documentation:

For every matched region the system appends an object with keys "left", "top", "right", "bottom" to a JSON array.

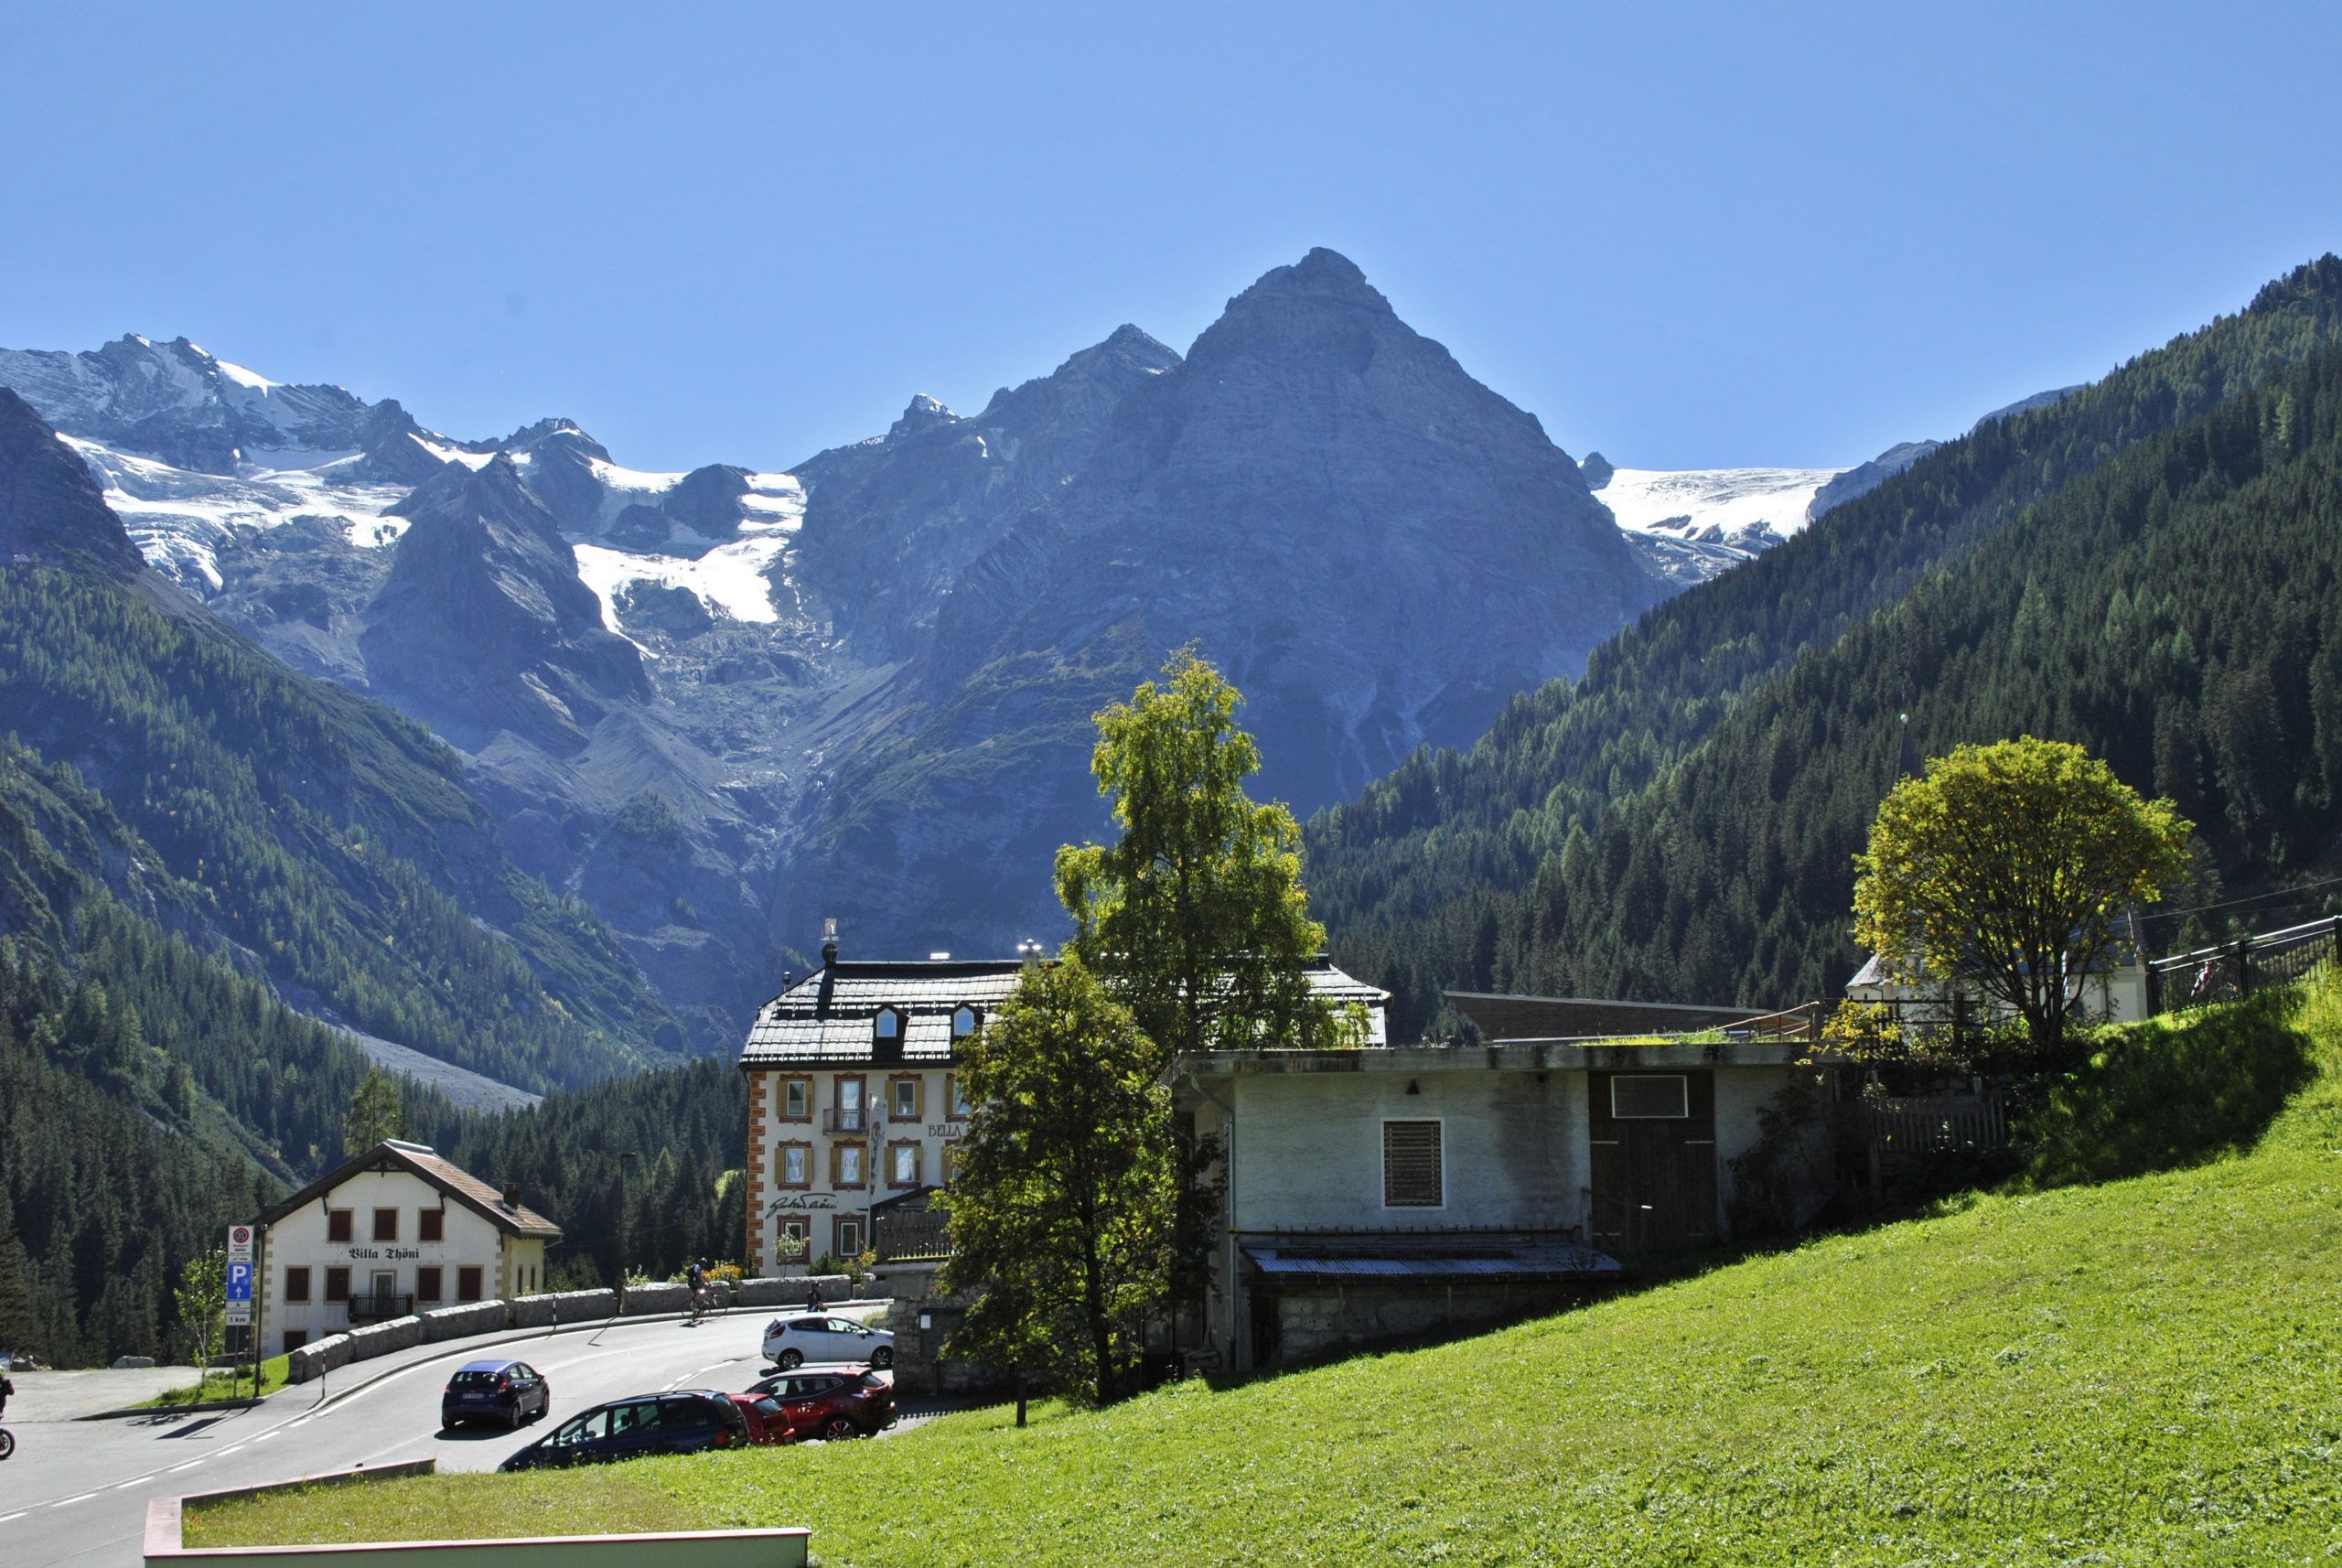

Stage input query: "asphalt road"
[{"left": 0, "top": 1305, "right": 880, "bottom": 1568}]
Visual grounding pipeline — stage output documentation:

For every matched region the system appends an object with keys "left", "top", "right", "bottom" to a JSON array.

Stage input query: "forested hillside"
[
  {"left": 1333, "top": 323, "right": 2342, "bottom": 1032},
  {"left": 0, "top": 565, "right": 682, "bottom": 1091},
  {"left": 447, "top": 1057, "right": 747, "bottom": 1289},
  {"left": 1308, "top": 256, "right": 2342, "bottom": 1025}
]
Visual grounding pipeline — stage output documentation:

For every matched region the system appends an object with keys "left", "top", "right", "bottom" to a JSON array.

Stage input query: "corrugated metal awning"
[{"left": 1243, "top": 1240, "right": 1622, "bottom": 1283}]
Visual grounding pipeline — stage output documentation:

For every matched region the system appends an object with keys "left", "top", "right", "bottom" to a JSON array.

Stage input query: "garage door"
[{"left": 1587, "top": 1069, "right": 1717, "bottom": 1252}]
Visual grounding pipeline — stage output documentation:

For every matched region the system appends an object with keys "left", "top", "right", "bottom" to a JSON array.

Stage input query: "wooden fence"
[{"left": 1861, "top": 1090, "right": 2009, "bottom": 1167}]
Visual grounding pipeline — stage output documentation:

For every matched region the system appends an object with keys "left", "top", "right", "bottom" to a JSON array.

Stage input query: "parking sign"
[{"left": 227, "top": 1225, "right": 253, "bottom": 1264}]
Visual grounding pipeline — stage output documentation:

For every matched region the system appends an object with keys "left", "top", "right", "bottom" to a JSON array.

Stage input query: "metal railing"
[
  {"left": 822, "top": 1108, "right": 868, "bottom": 1135},
  {"left": 2146, "top": 917, "right": 2341, "bottom": 1015},
  {"left": 875, "top": 1208, "right": 952, "bottom": 1263},
  {"left": 345, "top": 1292, "right": 414, "bottom": 1325}
]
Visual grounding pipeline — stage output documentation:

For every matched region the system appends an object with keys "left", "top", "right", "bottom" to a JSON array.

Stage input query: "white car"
[{"left": 763, "top": 1313, "right": 895, "bottom": 1370}]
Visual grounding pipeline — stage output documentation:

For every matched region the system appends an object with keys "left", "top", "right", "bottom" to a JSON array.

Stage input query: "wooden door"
[{"left": 1587, "top": 1070, "right": 1718, "bottom": 1253}]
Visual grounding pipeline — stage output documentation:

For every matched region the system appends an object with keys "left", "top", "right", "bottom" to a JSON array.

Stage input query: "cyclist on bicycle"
[{"left": 685, "top": 1259, "right": 709, "bottom": 1322}]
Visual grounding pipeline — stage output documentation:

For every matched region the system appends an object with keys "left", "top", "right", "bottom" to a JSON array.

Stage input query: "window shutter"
[{"left": 1382, "top": 1121, "right": 1443, "bottom": 1208}]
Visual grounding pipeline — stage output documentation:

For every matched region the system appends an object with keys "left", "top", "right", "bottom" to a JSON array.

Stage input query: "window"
[
  {"left": 951, "top": 1004, "right": 980, "bottom": 1040},
  {"left": 416, "top": 1266, "right": 444, "bottom": 1303},
  {"left": 834, "top": 1217, "right": 865, "bottom": 1257},
  {"left": 1382, "top": 1120, "right": 1444, "bottom": 1208},
  {"left": 779, "top": 1142, "right": 811, "bottom": 1188},
  {"left": 834, "top": 1075, "right": 865, "bottom": 1133},
  {"left": 874, "top": 1008, "right": 902, "bottom": 1044},
  {"left": 780, "top": 1076, "right": 811, "bottom": 1122},
  {"left": 552, "top": 1408, "right": 611, "bottom": 1447},
  {"left": 372, "top": 1208, "right": 399, "bottom": 1242},
  {"left": 948, "top": 1074, "right": 972, "bottom": 1118},
  {"left": 283, "top": 1328, "right": 308, "bottom": 1355},
  {"left": 887, "top": 1141, "right": 920, "bottom": 1188},
  {"left": 418, "top": 1209, "right": 445, "bottom": 1243},
  {"left": 457, "top": 1266, "right": 483, "bottom": 1303},
  {"left": 833, "top": 1142, "right": 866, "bottom": 1187},
  {"left": 327, "top": 1209, "right": 352, "bottom": 1243},
  {"left": 324, "top": 1266, "right": 351, "bottom": 1303},
  {"left": 779, "top": 1218, "right": 811, "bottom": 1260},
  {"left": 1611, "top": 1075, "right": 1690, "bottom": 1120},
  {"left": 889, "top": 1075, "right": 920, "bottom": 1120},
  {"left": 284, "top": 1266, "right": 312, "bottom": 1303}
]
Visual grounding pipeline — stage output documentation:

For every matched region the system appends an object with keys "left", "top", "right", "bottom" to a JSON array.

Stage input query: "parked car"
[
  {"left": 726, "top": 1391, "right": 799, "bottom": 1445},
  {"left": 500, "top": 1390, "right": 748, "bottom": 1470},
  {"left": 762, "top": 1314, "right": 895, "bottom": 1370},
  {"left": 748, "top": 1364, "right": 897, "bottom": 1441},
  {"left": 440, "top": 1359, "right": 551, "bottom": 1430}
]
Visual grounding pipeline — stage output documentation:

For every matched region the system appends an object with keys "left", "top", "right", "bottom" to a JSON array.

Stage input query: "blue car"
[
  {"left": 440, "top": 1359, "right": 550, "bottom": 1430},
  {"left": 500, "top": 1390, "right": 748, "bottom": 1470}
]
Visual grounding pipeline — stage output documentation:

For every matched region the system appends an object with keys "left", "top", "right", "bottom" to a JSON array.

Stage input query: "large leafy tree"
[
  {"left": 1055, "top": 650, "right": 1338, "bottom": 1067},
  {"left": 1853, "top": 737, "right": 2193, "bottom": 1061},
  {"left": 938, "top": 956, "right": 1174, "bottom": 1407}
]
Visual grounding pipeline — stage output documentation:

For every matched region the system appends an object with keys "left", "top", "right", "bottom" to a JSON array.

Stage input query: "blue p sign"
[{"left": 226, "top": 1261, "right": 254, "bottom": 1302}]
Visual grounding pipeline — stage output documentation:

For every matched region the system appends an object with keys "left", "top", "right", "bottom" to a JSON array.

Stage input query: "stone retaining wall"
[
  {"left": 421, "top": 1302, "right": 509, "bottom": 1343},
  {"left": 282, "top": 1280, "right": 857, "bottom": 1383},
  {"left": 738, "top": 1274, "right": 850, "bottom": 1310}
]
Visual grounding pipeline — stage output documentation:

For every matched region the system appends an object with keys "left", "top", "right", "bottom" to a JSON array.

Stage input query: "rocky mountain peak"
[
  {"left": 888, "top": 393, "right": 958, "bottom": 440},
  {"left": 0, "top": 390, "right": 145, "bottom": 579},
  {"left": 501, "top": 416, "right": 610, "bottom": 461},
  {"left": 363, "top": 448, "right": 646, "bottom": 752}
]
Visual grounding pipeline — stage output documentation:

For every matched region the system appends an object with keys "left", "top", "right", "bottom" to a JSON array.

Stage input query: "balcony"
[
  {"left": 345, "top": 1292, "right": 415, "bottom": 1325},
  {"left": 822, "top": 1108, "right": 868, "bottom": 1135}
]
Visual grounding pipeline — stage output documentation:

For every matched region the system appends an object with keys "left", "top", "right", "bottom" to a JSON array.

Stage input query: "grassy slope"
[{"left": 193, "top": 991, "right": 2342, "bottom": 1566}]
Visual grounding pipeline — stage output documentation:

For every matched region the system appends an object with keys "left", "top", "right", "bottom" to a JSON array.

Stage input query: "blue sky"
[{"left": 3, "top": 3, "right": 2337, "bottom": 472}]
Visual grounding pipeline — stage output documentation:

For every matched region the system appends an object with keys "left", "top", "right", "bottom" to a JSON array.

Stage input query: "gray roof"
[{"left": 740, "top": 956, "right": 1389, "bottom": 1067}]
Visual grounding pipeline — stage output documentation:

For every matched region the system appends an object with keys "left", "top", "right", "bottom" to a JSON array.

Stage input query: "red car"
[
  {"left": 750, "top": 1364, "right": 896, "bottom": 1441},
  {"left": 728, "top": 1391, "right": 800, "bottom": 1445}
]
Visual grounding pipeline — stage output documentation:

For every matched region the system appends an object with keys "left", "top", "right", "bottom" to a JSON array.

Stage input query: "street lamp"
[{"left": 618, "top": 1151, "right": 639, "bottom": 1306}]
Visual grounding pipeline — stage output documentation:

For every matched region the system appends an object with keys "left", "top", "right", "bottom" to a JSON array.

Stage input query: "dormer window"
[
  {"left": 951, "top": 1004, "right": 980, "bottom": 1040},
  {"left": 875, "top": 1007, "right": 903, "bottom": 1045}
]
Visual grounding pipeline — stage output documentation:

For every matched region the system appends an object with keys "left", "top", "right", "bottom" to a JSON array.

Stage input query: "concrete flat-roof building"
[{"left": 1170, "top": 1036, "right": 1830, "bottom": 1371}]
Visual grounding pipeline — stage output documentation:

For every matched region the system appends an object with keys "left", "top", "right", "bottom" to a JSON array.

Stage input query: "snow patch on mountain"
[
  {"left": 65, "top": 436, "right": 414, "bottom": 586},
  {"left": 575, "top": 536, "right": 791, "bottom": 630},
  {"left": 1596, "top": 465, "right": 1842, "bottom": 542}
]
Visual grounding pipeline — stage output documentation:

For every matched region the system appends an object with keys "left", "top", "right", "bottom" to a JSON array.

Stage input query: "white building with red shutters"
[{"left": 254, "top": 1139, "right": 559, "bottom": 1358}]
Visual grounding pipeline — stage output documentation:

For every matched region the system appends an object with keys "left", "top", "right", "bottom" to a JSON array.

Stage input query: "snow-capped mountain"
[
  {"left": 1581, "top": 456, "right": 1842, "bottom": 587},
  {"left": 0, "top": 252, "right": 1796, "bottom": 1040}
]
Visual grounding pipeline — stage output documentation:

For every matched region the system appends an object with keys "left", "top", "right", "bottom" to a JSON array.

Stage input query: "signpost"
[{"left": 225, "top": 1224, "right": 258, "bottom": 1399}]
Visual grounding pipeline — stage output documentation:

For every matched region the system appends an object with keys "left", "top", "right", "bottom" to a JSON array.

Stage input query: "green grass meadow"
[{"left": 191, "top": 983, "right": 2342, "bottom": 1565}]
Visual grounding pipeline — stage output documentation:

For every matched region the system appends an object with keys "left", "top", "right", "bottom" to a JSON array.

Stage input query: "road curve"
[{"left": 0, "top": 1305, "right": 872, "bottom": 1568}]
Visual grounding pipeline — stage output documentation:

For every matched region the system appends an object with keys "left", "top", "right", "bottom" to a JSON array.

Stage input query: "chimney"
[
  {"left": 1017, "top": 938, "right": 1044, "bottom": 971},
  {"left": 500, "top": 1182, "right": 520, "bottom": 1209},
  {"left": 822, "top": 917, "right": 839, "bottom": 972}
]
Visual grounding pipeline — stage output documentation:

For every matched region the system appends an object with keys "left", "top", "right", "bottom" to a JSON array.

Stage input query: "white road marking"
[
  {"left": 0, "top": 1509, "right": 27, "bottom": 1522},
  {"left": 254, "top": 1430, "right": 279, "bottom": 1441},
  {"left": 52, "top": 1493, "right": 95, "bottom": 1508},
  {"left": 112, "top": 1479, "right": 145, "bottom": 1490}
]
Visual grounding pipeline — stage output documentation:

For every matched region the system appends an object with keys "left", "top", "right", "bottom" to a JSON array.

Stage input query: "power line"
[{"left": 2138, "top": 873, "right": 2342, "bottom": 922}]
